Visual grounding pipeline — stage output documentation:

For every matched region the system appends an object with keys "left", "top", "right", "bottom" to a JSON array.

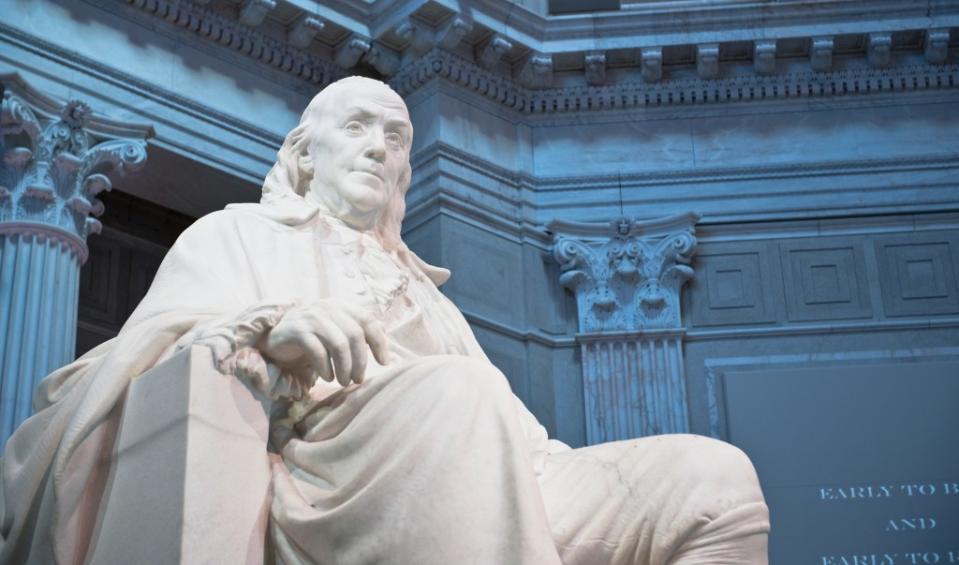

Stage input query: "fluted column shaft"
[
  {"left": 580, "top": 331, "right": 689, "bottom": 443},
  {"left": 0, "top": 78, "right": 150, "bottom": 447},
  {"left": 0, "top": 229, "right": 82, "bottom": 440}
]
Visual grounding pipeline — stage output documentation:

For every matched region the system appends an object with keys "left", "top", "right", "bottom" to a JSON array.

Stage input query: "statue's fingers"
[
  {"left": 364, "top": 320, "right": 391, "bottom": 366},
  {"left": 314, "top": 317, "right": 353, "bottom": 387},
  {"left": 342, "top": 306, "right": 390, "bottom": 367},
  {"left": 299, "top": 333, "right": 333, "bottom": 383},
  {"left": 328, "top": 309, "right": 368, "bottom": 385}
]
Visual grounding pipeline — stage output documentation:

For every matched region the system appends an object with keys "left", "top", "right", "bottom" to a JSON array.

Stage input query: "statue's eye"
[
  {"left": 345, "top": 121, "right": 365, "bottom": 134},
  {"left": 385, "top": 132, "right": 404, "bottom": 148}
]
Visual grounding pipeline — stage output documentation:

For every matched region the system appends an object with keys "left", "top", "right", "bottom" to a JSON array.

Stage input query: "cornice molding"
[
  {"left": 454, "top": 0, "right": 959, "bottom": 52},
  {"left": 393, "top": 49, "right": 959, "bottom": 113},
  {"left": 98, "top": 0, "right": 958, "bottom": 115},
  {"left": 121, "top": 0, "right": 342, "bottom": 87}
]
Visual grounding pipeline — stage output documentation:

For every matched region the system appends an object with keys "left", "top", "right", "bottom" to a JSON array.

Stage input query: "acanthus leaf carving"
[
  {"left": 0, "top": 90, "right": 150, "bottom": 254},
  {"left": 550, "top": 213, "right": 700, "bottom": 333}
]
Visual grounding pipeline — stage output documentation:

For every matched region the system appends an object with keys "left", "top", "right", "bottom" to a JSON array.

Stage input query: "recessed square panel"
[
  {"left": 901, "top": 258, "right": 947, "bottom": 299},
  {"left": 876, "top": 233, "right": 959, "bottom": 317},
  {"left": 688, "top": 243, "right": 779, "bottom": 327},
  {"left": 708, "top": 267, "right": 751, "bottom": 308},
  {"left": 802, "top": 263, "right": 848, "bottom": 304},
  {"left": 781, "top": 242, "right": 871, "bottom": 322}
]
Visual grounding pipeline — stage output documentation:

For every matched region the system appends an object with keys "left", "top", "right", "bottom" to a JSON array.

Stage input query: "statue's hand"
[{"left": 258, "top": 301, "right": 390, "bottom": 387}]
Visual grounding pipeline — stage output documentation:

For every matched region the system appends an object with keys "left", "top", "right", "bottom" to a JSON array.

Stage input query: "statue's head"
[{"left": 261, "top": 76, "right": 413, "bottom": 249}]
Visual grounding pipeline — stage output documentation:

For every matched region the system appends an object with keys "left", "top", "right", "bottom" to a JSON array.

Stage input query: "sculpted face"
[{"left": 305, "top": 79, "right": 413, "bottom": 230}]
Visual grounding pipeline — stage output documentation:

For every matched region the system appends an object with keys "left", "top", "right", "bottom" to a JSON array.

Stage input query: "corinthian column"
[
  {"left": 549, "top": 213, "right": 699, "bottom": 444},
  {"left": 0, "top": 76, "right": 151, "bottom": 444}
]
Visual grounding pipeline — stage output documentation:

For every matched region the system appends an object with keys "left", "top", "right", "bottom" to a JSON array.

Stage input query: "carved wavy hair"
[{"left": 260, "top": 76, "right": 412, "bottom": 252}]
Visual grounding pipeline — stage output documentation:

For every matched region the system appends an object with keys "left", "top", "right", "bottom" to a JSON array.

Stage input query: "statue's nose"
[{"left": 364, "top": 129, "right": 387, "bottom": 162}]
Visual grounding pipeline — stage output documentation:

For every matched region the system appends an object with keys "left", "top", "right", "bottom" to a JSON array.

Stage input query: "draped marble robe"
[{"left": 0, "top": 198, "right": 769, "bottom": 565}]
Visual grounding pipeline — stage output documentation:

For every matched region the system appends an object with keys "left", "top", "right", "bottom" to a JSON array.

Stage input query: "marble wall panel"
[
  {"left": 525, "top": 341, "right": 558, "bottom": 437},
  {"left": 780, "top": 239, "right": 873, "bottom": 322},
  {"left": 550, "top": 345, "right": 586, "bottom": 447},
  {"left": 440, "top": 216, "right": 525, "bottom": 328},
  {"left": 875, "top": 231, "right": 959, "bottom": 317},
  {"left": 406, "top": 91, "right": 441, "bottom": 155},
  {"left": 438, "top": 93, "right": 530, "bottom": 175},
  {"left": 402, "top": 216, "right": 443, "bottom": 271},
  {"left": 708, "top": 349, "right": 959, "bottom": 564},
  {"left": 533, "top": 163, "right": 959, "bottom": 226},
  {"left": 531, "top": 100, "right": 959, "bottom": 178},
  {"left": 686, "top": 241, "right": 782, "bottom": 327},
  {"left": 532, "top": 116, "right": 697, "bottom": 178},
  {"left": 689, "top": 101, "right": 959, "bottom": 169},
  {"left": 521, "top": 243, "right": 572, "bottom": 335},
  {"left": 471, "top": 326, "right": 529, "bottom": 403}
]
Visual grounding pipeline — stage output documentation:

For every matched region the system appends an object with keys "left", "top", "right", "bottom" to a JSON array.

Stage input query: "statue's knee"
[
  {"left": 709, "top": 440, "right": 762, "bottom": 495},
  {"left": 672, "top": 436, "right": 765, "bottom": 509}
]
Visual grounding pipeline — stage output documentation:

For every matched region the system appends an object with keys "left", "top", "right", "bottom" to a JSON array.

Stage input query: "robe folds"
[{"left": 0, "top": 200, "right": 770, "bottom": 565}]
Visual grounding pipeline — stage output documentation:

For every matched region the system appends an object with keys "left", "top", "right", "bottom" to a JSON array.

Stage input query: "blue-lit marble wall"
[
  {"left": 398, "top": 81, "right": 959, "bottom": 564},
  {"left": 399, "top": 85, "right": 959, "bottom": 444}
]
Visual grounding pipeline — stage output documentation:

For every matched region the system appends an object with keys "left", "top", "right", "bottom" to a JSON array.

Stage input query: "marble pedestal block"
[{"left": 88, "top": 345, "right": 271, "bottom": 565}]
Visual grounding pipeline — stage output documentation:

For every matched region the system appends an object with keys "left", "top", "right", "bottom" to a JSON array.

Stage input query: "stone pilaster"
[
  {"left": 0, "top": 77, "right": 150, "bottom": 443},
  {"left": 550, "top": 213, "right": 699, "bottom": 443}
]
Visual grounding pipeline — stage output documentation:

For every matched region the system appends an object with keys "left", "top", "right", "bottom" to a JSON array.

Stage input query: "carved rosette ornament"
[
  {"left": 550, "top": 212, "right": 700, "bottom": 443},
  {"left": 0, "top": 75, "right": 152, "bottom": 444}
]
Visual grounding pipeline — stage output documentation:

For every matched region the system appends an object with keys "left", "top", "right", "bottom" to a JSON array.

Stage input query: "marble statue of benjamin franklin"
[{"left": 0, "top": 76, "right": 770, "bottom": 564}]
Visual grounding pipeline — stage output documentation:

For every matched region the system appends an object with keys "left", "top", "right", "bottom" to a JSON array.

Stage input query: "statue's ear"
[
  {"left": 298, "top": 147, "right": 315, "bottom": 179},
  {"left": 294, "top": 146, "right": 315, "bottom": 196}
]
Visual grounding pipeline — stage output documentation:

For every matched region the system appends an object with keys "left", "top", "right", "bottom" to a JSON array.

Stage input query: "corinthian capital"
[
  {"left": 0, "top": 74, "right": 152, "bottom": 253},
  {"left": 550, "top": 213, "right": 700, "bottom": 333}
]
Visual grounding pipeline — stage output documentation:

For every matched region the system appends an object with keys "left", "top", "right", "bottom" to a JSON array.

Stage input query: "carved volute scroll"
[{"left": 549, "top": 212, "right": 700, "bottom": 443}]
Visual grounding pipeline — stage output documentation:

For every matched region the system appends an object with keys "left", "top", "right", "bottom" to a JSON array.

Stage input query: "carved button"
[
  {"left": 344, "top": 269, "right": 356, "bottom": 278},
  {"left": 342, "top": 247, "right": 354, "bottom": 255}
]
